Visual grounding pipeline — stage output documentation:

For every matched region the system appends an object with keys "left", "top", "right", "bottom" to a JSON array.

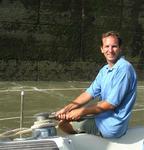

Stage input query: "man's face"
[{"left": 101, "top": 35, "right": 122, "bottom": 66}]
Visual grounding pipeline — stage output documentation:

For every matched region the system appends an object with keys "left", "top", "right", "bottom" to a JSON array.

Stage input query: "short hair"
[{"left": 100, "top": 31, "right": 122, "bottom": 47}]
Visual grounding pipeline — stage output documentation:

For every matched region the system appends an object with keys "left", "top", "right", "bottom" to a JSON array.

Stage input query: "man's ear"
[{"left": 101, "top": 47, "right": 104, "bottom": 53}]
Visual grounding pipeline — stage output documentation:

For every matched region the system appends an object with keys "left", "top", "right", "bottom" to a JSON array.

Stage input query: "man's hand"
[
  {"left": 65, "top": 108, "right": 84, "bottom": 121},
  {"left": 55, "top": 103, "right": 76, "bottom": 120}
]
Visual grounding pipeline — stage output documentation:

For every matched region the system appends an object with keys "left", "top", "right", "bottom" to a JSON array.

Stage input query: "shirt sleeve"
[{"left": 86, "top": 71, "right": 102, "bottom": 98}]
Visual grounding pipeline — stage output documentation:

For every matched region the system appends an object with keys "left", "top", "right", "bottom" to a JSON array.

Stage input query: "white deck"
[{"left": 66, "top": 126, "right": 144, "bottom": 150}]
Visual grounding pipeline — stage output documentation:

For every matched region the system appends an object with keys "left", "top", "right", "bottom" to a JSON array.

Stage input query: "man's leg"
[
  {"left": 58, "top": 118, "right": 99, "bottom": 135},
  {"left": 72, "top": 118, "right": 99, "bottom": 135},
  {"left": 58, "top": 120, "right": 77, "bottom": 134}
]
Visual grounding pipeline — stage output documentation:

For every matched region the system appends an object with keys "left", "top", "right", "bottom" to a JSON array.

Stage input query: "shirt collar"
[{"left": 106, "top": 56, "right": 125, "bottom": 72}]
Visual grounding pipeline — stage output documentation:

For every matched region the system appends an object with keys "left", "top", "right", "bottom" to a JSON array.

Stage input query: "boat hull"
[{"left": 0, "top": 126, "right": 144, "bottom": 150}]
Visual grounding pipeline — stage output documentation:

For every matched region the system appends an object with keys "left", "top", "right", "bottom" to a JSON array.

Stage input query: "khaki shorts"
[{"left": 71, "top": 118, "right": 101, "bottom": 136}]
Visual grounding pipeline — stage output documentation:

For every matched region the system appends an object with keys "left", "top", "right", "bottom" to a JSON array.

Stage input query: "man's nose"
[{"left": 108, "top": 46, "right": 113, "bottom": 52}]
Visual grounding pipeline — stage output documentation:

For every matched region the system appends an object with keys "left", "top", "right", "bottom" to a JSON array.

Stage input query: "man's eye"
[{"left": 112, "top": 45, "right": 118, "bottom": 48}]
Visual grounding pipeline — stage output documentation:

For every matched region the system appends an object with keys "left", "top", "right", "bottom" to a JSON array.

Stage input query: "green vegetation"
[{"left": 0, "top": 0, "right": 143, "bottom": 80}]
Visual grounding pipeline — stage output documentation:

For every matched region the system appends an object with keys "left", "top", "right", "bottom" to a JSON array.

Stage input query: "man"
[{"left": 56, "top": 31, "right": 137, "bottom": 138}]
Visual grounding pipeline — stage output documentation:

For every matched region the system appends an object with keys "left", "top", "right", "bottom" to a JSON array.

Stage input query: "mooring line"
[
  {"left": 0, "top": 117, "right": 20, "bottom": 121},
  {"left": 0, "top": 85, "right": 143, "bottom": 93},
  {"left": 0, "top": 116, "right": 32, "bottom": 121},
  {"left": 132, "top": 108, "right": 144, "bottom": 112},
  {"left": 0, "top": 87, "right": 86, "bottom": 92}
]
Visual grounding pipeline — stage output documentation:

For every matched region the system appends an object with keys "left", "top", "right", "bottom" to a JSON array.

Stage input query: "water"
[{"left": 0, "top": 81, "right": 143, "bottom": 135}]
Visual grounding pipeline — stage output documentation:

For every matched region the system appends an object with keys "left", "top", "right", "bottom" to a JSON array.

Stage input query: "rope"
[
  {"left": 0, "top": 128, "right": 29, "bottom": 138},
  {"left": 0, "top": 119, "right": 58, "bottom": 139}
]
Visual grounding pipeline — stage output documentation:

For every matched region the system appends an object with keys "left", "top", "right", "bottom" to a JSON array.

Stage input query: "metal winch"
[{"left": 31, "top": 112, "right": 57, "bottom": 139}]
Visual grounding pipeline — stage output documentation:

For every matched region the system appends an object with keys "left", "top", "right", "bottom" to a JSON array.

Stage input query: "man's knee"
[{"left": 58, "top": 121, "right": 77, "bottom": 134}]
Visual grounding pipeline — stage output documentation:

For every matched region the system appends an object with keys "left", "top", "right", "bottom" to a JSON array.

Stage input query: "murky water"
[{"left": 0, "top": 81, "right": 144, "bottom": 136}]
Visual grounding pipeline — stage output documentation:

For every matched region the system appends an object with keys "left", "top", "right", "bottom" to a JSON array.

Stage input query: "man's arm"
[
  {"left": 56, "top": 92, "right": 92, "bottom": 120},
  {"left": 82, "top": 101, "right": 115, "bottom": 115},
  {"left": 64, "top": 100, "right": 115, "bottom": 120}
]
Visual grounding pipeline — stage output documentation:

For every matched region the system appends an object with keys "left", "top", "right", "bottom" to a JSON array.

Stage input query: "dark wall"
[{"left": 0, "top": 0, "right": 143, "bottom": 80}]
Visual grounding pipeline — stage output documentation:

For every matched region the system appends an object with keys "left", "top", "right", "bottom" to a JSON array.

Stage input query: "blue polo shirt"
[{"left": 86, "top": 57, "right": 137, "bottom": 138}]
